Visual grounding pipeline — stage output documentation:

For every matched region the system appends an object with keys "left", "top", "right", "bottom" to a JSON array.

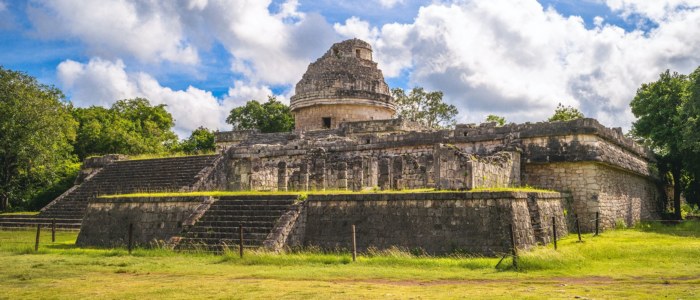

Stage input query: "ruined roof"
[{"left": 289, "top": 38, "right": 395, "bottom": 111}]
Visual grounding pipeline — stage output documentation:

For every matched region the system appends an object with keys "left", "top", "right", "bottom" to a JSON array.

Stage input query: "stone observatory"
[
  {"left": 290, "top": 38, "right": 396, "bottom": 131},
  {"left": 26, "top": 38, "right": 665, "bottom": 256}
]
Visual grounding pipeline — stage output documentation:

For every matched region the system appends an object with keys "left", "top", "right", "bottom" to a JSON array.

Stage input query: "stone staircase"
[
  {"left": 36, "top": 155, "right": 221, "bottom": 222},
  {"left": 175, "top": 195, "right": 297, "bottom": 252}
]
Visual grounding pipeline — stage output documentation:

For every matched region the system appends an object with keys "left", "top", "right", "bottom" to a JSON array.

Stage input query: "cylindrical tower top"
[{"left": 290, "top": 39, "right": 395, "bottom": 131}]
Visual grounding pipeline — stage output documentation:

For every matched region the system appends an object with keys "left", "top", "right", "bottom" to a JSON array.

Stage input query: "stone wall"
[
  {"left": 522, "top": 162, "right": 661, "bottom": 230},
  {"left": 278, "top": 192, "right": 567, "bottom": 255},
  {"left": 292, "top": 103, "right": 395, "bottom": 131},
  {"left": 224, "top": 147, "right": 520, "bottom": 192},
  {"left": 76, "top": 197, "right": 208, "bottom": 247},
  {"left": 215, "top": 118, "right": 662, "bottom": 230}
]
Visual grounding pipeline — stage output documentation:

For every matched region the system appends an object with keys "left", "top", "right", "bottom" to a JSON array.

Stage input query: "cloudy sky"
[{"left": 1, "top": 0, "right": 699, "bottom": 137}]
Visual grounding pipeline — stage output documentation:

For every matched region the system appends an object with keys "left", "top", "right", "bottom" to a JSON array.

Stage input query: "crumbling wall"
[
  {"left": 471, "top": 151, "right": 521, "bottom": 188},
  {"left": 522, "top": 162, "right": 661, "bottom": 230},
  {"left": 216, "top": 118, "right": 661, "bottom": 230},
  {"left": 292, "top": 192, "right": 567, "bottom": 255},
  {"left": 76, "top": 197, "right": 208, "bottom": 247},
  {"left": 225, "top": 146, "right": 519, "bottom": 192}
]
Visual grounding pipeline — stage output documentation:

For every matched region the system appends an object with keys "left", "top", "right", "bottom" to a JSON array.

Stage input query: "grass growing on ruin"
[
  {"left": 99, "top": 187, "right": 556, "bottom": 199},
  {"left": 0, "top": 211, "right": 40, "bottom": 216},
  {"left": 470, "top": 186, "right": 555, "bottom": 193},
  {"left": 125, "top": 152, "right": 218, "bottom": 161},
  {"left": 0, "top": 221, "right": 698, "bottom": 299},
  {"left": 99, "top": 188, "right": 437, "bottom": 199}
]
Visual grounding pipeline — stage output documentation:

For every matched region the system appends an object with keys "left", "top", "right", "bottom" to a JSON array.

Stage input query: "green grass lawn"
[{"left": 0, "top": 222, "right": 698, "bottom": 299}]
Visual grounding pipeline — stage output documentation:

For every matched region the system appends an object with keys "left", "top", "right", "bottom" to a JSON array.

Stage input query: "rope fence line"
[{"left": 2, "top": 216, "right": 696, "bottom": 256}]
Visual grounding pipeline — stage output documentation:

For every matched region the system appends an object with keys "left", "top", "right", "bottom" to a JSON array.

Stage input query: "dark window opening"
[
  {"left": 355, "top": 49, "right": 361, "bottom": 58},
  {"left": 322, "top": 117, "right": 332, "bottom": 128}
]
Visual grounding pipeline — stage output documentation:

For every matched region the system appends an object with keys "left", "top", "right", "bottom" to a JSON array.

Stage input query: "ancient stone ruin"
[
  {"left": 18, "top": 39, "right": 664, "bottom": 255},
  {"left": 290, "top": 38, "right": 395, "bottom": 131}
]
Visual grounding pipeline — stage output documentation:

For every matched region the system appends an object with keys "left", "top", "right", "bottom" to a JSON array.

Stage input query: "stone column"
[
  {"left": 392, "top": 156, "right": 404, "bottom": 190},
  {"left": 299, "top": 161, "right": 310, "bottom": 191},
  {"left": 379, "top": 157, "right": 392, "bottom": 190},
  {"left": 277, "top": 161, "right": 288, "bottom": 191},
  {"left": 312, "top": 158, "right": 326, "bottom": 190},
  {"left": 338, "top": 162, "right": 348, "bottom": 190}
]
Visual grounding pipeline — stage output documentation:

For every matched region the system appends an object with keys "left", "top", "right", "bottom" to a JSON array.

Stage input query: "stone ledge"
[
  {"left": 306, "top": 191, "right": 562, "bottom": 202},
  {"left": 91, "top": 196, "right": 209, "bottom": 203}
]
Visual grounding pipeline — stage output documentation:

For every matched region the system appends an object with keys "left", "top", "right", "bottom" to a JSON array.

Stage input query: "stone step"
[
  {"left": 183, "top": 233, "right": 271, "bottom": 242},
  {"left": 207, "top": 204, "right": 291, "bottom": 211},
  {"left": 198, "top": 215, "right": 282, "bottom": 223},
  {"left": 179, "top": 237, "right": 267, "bottom": 245},
  {"left": 38, "top": 154, "right": 222, "bottom": 222},
  {"left": 213, "top": 199, "right": 296, "bottom": 206},
  {"left": 203, "top": 210, "right": 288, "bottom": 217},
  {"left": 197, "top": 215, "right": 279, "bottom": 227},
  {"left": 187, "top": 225, "right": 274, "bottom": 234}
]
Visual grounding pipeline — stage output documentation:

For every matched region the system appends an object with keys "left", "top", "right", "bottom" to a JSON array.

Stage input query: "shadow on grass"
[
  {"left": 44, "top": 243, "right": 79, "bottom": 250},
  {"left": 636, "top": 220, "right": 700, "bottom": 238}
]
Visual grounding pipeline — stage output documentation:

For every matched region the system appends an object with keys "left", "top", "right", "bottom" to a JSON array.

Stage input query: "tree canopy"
[
  {"left": 630, "top": 68, "right": 700, "bottom": 218},
  {"left": 72, "top": 98, "right": 178, "bottom": 159},
  {"left": 485, "top": 114, "right": 506, "bottom": 126},
  {"left": 548, "top": 103, "right": 584, "bottom": 122},
  {"left": 226, "top": 96, "right": 294, "bottom": 133},
  {"left": 391, "top": 87, "right": 458, "bottom": 129},
  {"left": 178, "top": 127, "right": 216, "bottom": 154},
  {"left": 0, "top": 67, "right": 78, "bottom": 210}
]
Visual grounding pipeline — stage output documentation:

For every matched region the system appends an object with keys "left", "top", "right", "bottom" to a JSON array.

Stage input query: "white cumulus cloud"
[
  {"left": 57, "top": 58, "right": 278, "bottom": 137},
  {"left": 28, "top": 0, "right": 338, "bottom": 86},
  {"left": 335, "top": 0, "right": 700, "bottom": 130},
  {"left": 29, "top": 0, "right": 199, "bottom": 64},
  {"left": 378, "top": 0, "right": 404, "bottom": 9}
]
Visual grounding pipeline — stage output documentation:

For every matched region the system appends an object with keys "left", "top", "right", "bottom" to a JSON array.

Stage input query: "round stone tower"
[{"left": 290, "top": 38, "right": 395, "bottom": 131}]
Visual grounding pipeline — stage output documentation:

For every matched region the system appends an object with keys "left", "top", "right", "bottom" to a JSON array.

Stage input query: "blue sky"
[{"left": 1, "top": 0, "right": 699, "bottom": 137}]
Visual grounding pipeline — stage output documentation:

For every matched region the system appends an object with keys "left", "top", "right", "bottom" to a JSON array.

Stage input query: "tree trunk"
[
  {"left": 0, "top": 193, "right": 7, "bottom": 212},
  {"left": 671, "top": 165, "right": 683, "bottom": 220}
]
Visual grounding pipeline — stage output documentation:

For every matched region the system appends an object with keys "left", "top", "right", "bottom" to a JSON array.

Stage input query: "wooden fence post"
[
  {"left": 575, "top": 214, "right": 582, "bottom": 242},
  {"left": 128, "top": 223, "right": 133, "bottom": 254},
  {"left": 34, "top": 224, "right": 41, "bottom": 252},
  {"left": 552, "top": 216, "right": 558, "bottom": 250},
  {"left": 239, "top": 224, "right": 244, "bottom": 258},
  {"left": 595, "top": 212, "right": 600, "bottom": 236},
  {"left": 351, "top": 225, "right": 357, "bottom": 262},
  {"left": 509, "top": 223, "right": 518, "bottom": 269}
]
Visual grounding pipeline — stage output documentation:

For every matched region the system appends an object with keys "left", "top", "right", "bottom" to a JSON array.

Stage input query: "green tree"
[
  {"left": 630, "top": 70, "right": 692, "bottom": 219},
  {"left": 226, "top": 96, "right": 294, "bottom": 133},
  {"left": 548, "top": 103, "right": 584, "bottom": 122},
  {"left": 485, "top": 114, "right": 506, "bottom": 126},
  {"left": 180, "top": 127, "right": 216, "bottom": 154},
  {"left": 0, "top": 67, "right": 78, "bottom": 211},
  {"left": 681, "top": 67, "right": 700, "bottom": 207},
  {"left": 73, "top": 98, "right": 178, "bottom": 159},
  {"left": 391, "top": 87, "right": 458, "bottom": 129}
]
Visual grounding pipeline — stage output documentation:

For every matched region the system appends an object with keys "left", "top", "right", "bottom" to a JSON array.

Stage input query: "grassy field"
[{"left": 0, "top": 222, "right": 698, "bottom": 299}]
